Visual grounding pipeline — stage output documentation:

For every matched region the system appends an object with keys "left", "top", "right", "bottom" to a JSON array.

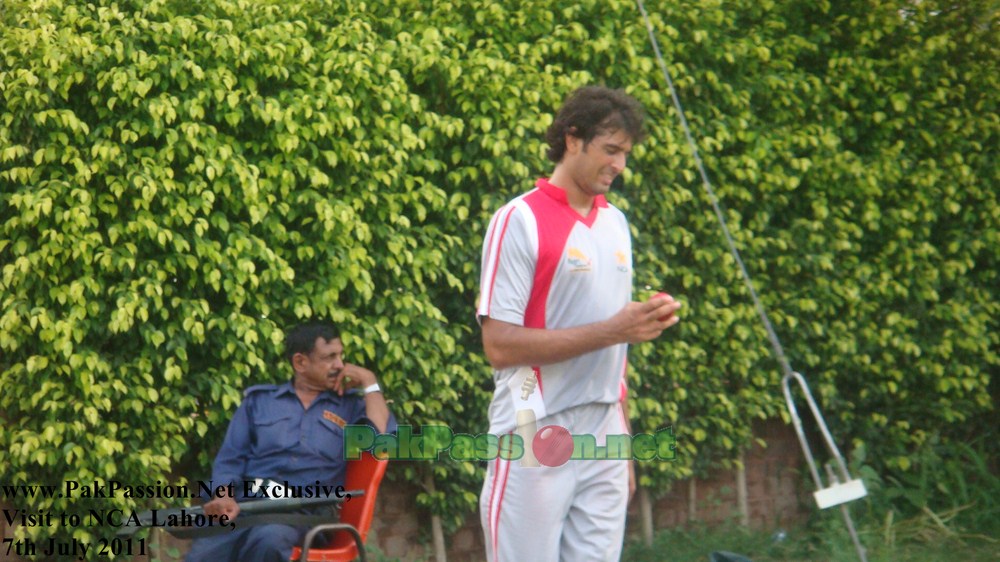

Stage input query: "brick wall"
[
  {"left": 371, "top": 418, "right": 810, "bottom": 561},
  {"left": 1, "top": 419, "right": 810, "bottom": 561},
  {"left": 634, "top": 419, "right": 808, "bottom": 532}
]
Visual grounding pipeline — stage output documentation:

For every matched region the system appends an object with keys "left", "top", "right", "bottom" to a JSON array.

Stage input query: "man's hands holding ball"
[
  {"left": 607, "top": 289, "right": 682, "bottom": 345},
  {"left": 650, "top": 291, "right": 681, "bottom": 324}
]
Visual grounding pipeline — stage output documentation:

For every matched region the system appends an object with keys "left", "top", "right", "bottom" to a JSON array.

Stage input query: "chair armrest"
[{"left": 300, "top": 523, "right": 366, "bottom": 562}]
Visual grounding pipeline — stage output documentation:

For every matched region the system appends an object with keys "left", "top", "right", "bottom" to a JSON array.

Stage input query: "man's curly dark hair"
[{"left": 545, "top": 86, "right": 646, "bottom": 163}]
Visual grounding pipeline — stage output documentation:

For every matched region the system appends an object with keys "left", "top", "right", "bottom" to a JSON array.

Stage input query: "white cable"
[{"left": 636, "top": 0, "right": 795, "bottom": 379}]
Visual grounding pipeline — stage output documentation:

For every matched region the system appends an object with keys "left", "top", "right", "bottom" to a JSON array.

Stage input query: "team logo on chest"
[
  {"left": 565, "top": 247, "right": 592, "bottom": 272},
  {"left": 615, "top": 250, "right": 630, "bottom": 273}
]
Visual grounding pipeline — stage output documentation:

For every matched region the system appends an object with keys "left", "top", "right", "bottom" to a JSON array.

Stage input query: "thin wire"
[
  {"left": 635, "top": 0, "right": 794, "bottom": 380},
  {"left": 633, "top": 12, "right": 871, "bottom": 560}
]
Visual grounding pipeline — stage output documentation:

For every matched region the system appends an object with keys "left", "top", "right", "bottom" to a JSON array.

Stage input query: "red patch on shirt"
[{"left": 323, "top": 410, "right": 347, "bottom": 428}]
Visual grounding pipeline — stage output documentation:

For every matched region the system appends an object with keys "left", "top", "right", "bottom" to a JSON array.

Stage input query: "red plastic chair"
[{"left": 291, "top": 451, "right": 388, "bottom": 562}]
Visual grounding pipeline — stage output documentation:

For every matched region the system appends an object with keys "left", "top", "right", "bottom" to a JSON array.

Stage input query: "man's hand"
[
  {"left": 606, "top": 294, "right": 682, "bottom": 345},
  {"left": 202, "top": 495, "right": 240, "bottom": 521},
  {"left": 481, "top": 293, "right": 682, "bottom": 370},
  {"left": 332, "top": 363, "right": 377, "bottom": 396},
  {"left": 332, "top": 363, "right": 391, "bottom": 433}
]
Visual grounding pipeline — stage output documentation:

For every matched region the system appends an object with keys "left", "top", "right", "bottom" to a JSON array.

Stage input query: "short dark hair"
[
  {"left": 284, "top": 320, "right": 341, "bottom": 364},
  {"left": 545, "top": 86, "right": 646, "bottom": 163}
]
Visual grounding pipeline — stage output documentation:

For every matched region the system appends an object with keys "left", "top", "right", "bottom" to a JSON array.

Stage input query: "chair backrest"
[{"left": 329, "top": 450, "right": 388, "bottom": 549}]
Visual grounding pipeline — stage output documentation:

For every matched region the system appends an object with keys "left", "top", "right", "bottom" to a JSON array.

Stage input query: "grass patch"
[{"left": 623, "top": 506, "right": 999, "bottom": 562}]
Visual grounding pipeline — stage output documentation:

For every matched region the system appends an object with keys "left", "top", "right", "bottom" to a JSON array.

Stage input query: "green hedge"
[{"left": 2, "top": 0, "right": 996, "bottom": 555}]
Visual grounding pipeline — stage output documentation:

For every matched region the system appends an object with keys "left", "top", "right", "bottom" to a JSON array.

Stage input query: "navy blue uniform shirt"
[{"left": 209, "top": 381, "right": 396, "bottom": 495}]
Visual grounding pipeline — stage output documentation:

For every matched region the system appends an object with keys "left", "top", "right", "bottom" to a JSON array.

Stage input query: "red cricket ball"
[
  {"left": 532, "top": 425, "right": 574, "bottom": 467},
  {"left": 653, "top": 292, "right": 672, "bottom": 322}
]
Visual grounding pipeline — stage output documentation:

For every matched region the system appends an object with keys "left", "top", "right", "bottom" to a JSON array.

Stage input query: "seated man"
[{"left": 185, "top": 320, "right": 396, "bottom": 562}]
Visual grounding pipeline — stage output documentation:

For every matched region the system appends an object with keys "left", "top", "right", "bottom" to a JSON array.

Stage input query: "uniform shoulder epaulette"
[{"left": 243, "top": 383, "right": 279, "bottom": 397}]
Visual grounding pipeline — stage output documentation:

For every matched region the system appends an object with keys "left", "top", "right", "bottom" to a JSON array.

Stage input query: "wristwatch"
[{"left": 363, "top": 382, "right": 382, "bottom": 395}]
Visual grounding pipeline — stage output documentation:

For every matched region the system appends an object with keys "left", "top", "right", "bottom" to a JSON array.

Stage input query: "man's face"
[
  {"left": 295, "top": 337, "right": 345, "bottom": 391},
  {"left": 564, "top": 128, "right": 633, "bottom": 197}
]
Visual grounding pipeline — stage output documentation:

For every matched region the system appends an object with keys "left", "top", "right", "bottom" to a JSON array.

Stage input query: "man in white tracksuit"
[{"left": 477, "top": 86, "right": 682, "bottom": 561}]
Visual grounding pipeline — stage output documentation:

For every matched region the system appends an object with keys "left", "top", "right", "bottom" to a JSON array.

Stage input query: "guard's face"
[
  {"left": 564, "top": 128, "right": 633, "bottom": 198},
  {"left": 296, "top": 337, "right": 345, "bottom": 391}
]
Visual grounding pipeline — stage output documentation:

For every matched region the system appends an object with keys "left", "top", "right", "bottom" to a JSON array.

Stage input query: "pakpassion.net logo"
[{"left": 345, "top": 424, "right": 675, "bottom": 467}]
